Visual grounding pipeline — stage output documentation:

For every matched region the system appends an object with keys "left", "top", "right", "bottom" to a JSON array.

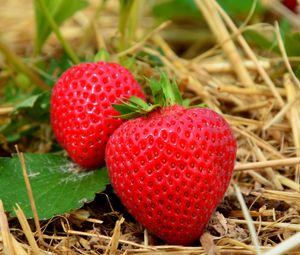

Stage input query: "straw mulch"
[{"left": 1, "top": 0, "right": 300, "bottom": 254}]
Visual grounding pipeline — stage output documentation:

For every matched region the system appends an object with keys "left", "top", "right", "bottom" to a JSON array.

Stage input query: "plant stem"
[
  {"left": 36, "top": 0, "right": 80, "bottom": 64},
  {"left": 118, "top": 0, "right": 139, "bottom": 54},
  {"left": 0, "top": 40, "right": 50, "bottom": 90},
  {"left": 79, "top": 0, "right": 108, "bottom": 54},
  {"left": 127, "top": 0, "right": 139, "bottom": 45}
]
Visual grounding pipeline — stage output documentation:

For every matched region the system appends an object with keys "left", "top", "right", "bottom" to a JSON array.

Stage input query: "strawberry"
[
  {"left": 105, "top": 75, "right": 236, "bottom": 245},
  {"left": 282, "top": 0, "right": 298, "bottom": 13},
  {"left": 50, "top": 61, "right": 145, "bottom": 169}
]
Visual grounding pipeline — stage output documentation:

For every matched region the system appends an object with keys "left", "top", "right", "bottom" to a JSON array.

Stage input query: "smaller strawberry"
[
  {"left": 282, "top": 0, "right": 299, "bottom": 13},
  {"left": 50, "top": 61, "right": 145, "bottom": 169},
  {"left": 106, "top": 74, "right": 237, "bottom": 245}
]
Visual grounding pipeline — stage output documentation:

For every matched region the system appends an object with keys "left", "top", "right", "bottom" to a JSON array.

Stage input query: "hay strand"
[
  {"left": 15, "top": 146, "right": 44, "bottom": 246},
  {"left": 234, "top": 184, "right": 262, "bottom": 254},
  {"left": 195, "top": 0, "right": 254, "bottom": 87},
  {"left": 1, "top": 1, "right": 300, "bottom": 254},
  {"left": 14, "top": 204, "right": 41, "bottom": 255},
  {"left": 0, "top": 200, "right": 16, "bottom": 255}
]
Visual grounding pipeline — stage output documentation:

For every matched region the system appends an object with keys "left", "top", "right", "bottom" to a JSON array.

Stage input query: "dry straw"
[{"left": 1, "top": 0, "right": 300, "bottom": 254}]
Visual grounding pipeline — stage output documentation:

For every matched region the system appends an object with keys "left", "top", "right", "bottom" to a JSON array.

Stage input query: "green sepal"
[
  {"left": 170, "top": 78, "right": 183, "bottom": 105},
  {"left": 148, "top": 76, "right": 162, "bottom": 105},
  {"left": 182, "top": 99, "right": 190, "bottom": 108},
  {"left": 189, "top": 103, "right": 207, "bottom": 108},
  {"left": 94, "top": 48, "right": 110, "bottom": 62},
  {"left": 129, "top": 96, "right": 150, "bottom": 109},
  {"left": 114, "top": 111, "right": 142, "bottom": 119},
  {"left": 148, "top": 72, "right": 184, "bottom": 107},
  {"left": 112, "top": 103, "right": 136, "bottom": 115},
  {"left": 112, "top": 72, "right": 199, "bottom": 120},
  {"left": 112, "top": 96, "right": 160, "bottom": 119}
]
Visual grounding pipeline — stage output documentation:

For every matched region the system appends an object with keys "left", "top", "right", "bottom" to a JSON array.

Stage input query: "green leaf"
[
  {"left": 0, "top": 153, "right": 109, "bottom": 219},
  {"left": 34, "top": 0, "right": 88, "bottom": 54},
  {"left": 244, "top": 29, "right": 300, "bottom": 57},
  {"left": 243, "top": 30, "right": 277, "bottom": 53},
  {"left": 43, "top": 53, "right": 73, "bottom": 86},
  {"left": 279, "top": 18, "right": 292, "bottom": 35},
  {"left": 0, "top": 92, "right": 51, "bottom": 143},
  {"left": 152, "top": 0, "right": 201, "bottom": 20},
  {"left": 152, "top": 0, "right": 264, "bottom": 21},
  {"left": 2, "top": 80, "right": 32, "bottom": 104},
  {"left": 12, "top": 91, "right": 50, "bottom": 115},
  {"left": 295, "top": 65, "right": 300, "bottom": 79},
  {"left": 282, "top": 33, "right": 300, "bottom": 56},
  {"left": 217, "top": 0, "right": 264, "bottom": 16}
]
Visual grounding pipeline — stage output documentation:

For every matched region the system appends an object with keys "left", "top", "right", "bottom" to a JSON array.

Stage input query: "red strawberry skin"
[
  {"left": 50, "top": 62, "right": 145, "bottom": 169},
  {"left": 106, "top": 105, "right": 236, "bottom": 245},
  {"left": 282, "top": 0, "right": 298, "bottom": 13}
]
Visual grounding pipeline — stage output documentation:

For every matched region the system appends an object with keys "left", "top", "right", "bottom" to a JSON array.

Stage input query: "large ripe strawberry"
[
  {"left": 50, "top": 61, "right": 145, "bottom": 169},
  {"left": 105, "top": 75, "right": 236, "bottom": 245}
]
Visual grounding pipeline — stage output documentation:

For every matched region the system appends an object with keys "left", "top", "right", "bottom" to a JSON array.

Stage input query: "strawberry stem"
[
  {"left": 35, "top": 0, "right": 80, "bottom": 64},
  {"left": 112, "top": 72, "right": 188, "bottom": 119},
  {"left": 148, "top": 72, "right": 183, "bottom": 107}
]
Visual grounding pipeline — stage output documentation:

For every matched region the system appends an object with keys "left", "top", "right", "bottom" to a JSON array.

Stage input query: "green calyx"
[
  {"left": 112, "top": 96, "right": 159, "bottom": 119},
  {"left": 149, "top": 72, "right": 186, "bottom": 107},
  {"left": 112, "top": 72, "right": 190, "bottom": 119}
]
